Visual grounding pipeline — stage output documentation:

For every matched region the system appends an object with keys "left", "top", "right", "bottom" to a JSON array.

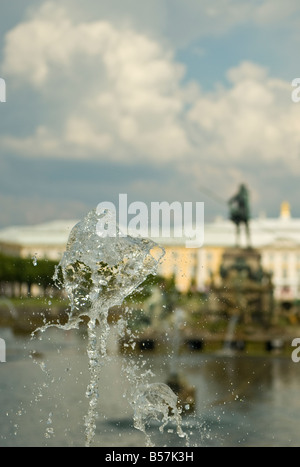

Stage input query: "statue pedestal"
[
  {"left": 221, "top": 247, "right": 261, "bottom": 276},
  {"left": 215, "top": 247, "right": 274, "bottom": 324}
]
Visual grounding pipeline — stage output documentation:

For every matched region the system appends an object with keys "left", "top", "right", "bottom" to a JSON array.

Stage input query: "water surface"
[{"left": 0, "top": 326, "right": 299, "bottom": 447}]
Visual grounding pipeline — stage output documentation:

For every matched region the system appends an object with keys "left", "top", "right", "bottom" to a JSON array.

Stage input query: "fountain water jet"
[
  {"left": 34, "top": 208, "right": 186, "bottom": 447},
  {"left": 223, "top": 314, "right": 239, "bottom": 353}
]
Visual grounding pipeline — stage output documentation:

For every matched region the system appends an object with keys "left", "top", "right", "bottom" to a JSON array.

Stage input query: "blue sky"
[{"left": 0, "top": 0, "right": 300, "bottom": 227}]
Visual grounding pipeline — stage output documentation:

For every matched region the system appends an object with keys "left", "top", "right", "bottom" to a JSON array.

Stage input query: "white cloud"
[
  {"left": 187, "top": 61, "right": 300, "bottom": 173},
  {"left": 1, "top": 2, "right": 300, "bottom": 179},
  {"left": 1, "top": 2, "right": 191, "bottom": 163},
  {"left": 65, "top": 117, "right": 113, "bottom": 152}
]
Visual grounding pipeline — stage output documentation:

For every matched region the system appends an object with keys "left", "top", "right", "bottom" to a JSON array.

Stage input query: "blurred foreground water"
[{"left": 0, "top": 325, "right": 300, "bottom": 447}]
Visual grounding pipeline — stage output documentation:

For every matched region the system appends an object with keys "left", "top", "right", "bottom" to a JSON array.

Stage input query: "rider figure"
[{"left": 228, "top": 184, "right": 251, "bottom": 248}]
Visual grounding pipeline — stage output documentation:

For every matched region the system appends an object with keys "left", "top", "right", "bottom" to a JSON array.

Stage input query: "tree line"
[
  {"left": 0, "top": 253, "right": 58, "bottom": 297},
  {"left": 0, "top": 252, "right": 199, "bottom": 300}
]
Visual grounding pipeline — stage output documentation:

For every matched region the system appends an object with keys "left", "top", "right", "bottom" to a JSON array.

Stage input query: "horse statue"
[{"left": 228, "top": 184, "right": 251, "bottom": 248}]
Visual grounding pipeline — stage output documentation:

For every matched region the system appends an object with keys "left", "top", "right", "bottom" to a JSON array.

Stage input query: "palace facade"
[{"left": 0, "top": 202, "right": 299, "bottom": 302}]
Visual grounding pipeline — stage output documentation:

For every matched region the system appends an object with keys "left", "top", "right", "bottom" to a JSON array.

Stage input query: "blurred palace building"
[{"left": 0, "top": 202, "right": 299, "bottom": 303}]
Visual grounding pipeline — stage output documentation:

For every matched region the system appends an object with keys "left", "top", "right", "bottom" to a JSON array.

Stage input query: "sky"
[{"left": 0, "top": 0, "right": 300, "bottom": 228}]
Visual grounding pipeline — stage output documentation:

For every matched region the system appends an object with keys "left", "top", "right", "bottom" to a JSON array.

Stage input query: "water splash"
[
  {"left": 34, "top": 208, "right": 185, "bottom": 447},
  {"left": 131, "top": 382, "right": 188, "bottom": 447},
  {"left": 120, "top": 347, "right": 189, "bottom": 447},
  {"left": 223, "top": 314, "right": 239, "bottom": 353}
]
